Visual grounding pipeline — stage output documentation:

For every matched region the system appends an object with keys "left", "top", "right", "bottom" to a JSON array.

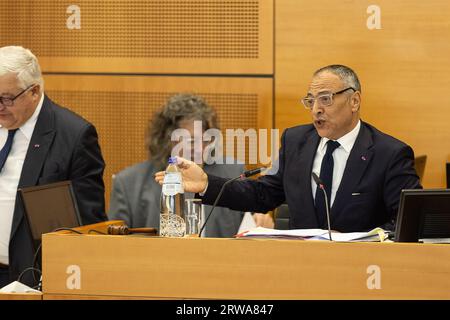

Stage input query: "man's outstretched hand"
[{"left": 154, "top": 157, "right": 208, "bottom": 193}]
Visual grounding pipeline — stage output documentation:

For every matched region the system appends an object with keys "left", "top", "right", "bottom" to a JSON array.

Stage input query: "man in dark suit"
[
  {"left": 0, "top": 46, "right": 107, "bottom": 287},
  {"left": 155, "top": 65, "right": 421, "bottom": 233}
]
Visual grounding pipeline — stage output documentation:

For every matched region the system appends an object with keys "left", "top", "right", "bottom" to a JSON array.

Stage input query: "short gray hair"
[
  {"left": 314, "top": 64, "right": 361, "bottom": 93},
  {"left": 0, "top": 46, "right": 44, "bottom": 91}
]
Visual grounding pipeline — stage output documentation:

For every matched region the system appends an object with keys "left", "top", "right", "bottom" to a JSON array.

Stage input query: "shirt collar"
[
  {"left": 318, "top": 120, "right": 361, "bottom": 154},
  {"left": 19, "top": 93, "right": 45, "bottom": 140}
]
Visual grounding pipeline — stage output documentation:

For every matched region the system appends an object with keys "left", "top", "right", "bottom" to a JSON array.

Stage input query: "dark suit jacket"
[
  {"left": 8, "top": 95, "right": 107, "bottom": 285},
  {"left": 202, "top": 121, "right": 422, "bottom": 232}
]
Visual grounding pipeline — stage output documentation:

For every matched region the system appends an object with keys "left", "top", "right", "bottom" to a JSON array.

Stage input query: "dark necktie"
[
  {"left": 0, "top": 129, "right": 18, "bottom": 172},
  {"left": 315, "top": 140, "right": 340, "bottom": 228}
]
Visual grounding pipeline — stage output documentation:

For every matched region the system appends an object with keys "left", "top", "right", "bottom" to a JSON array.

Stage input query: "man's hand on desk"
[{"left": 253, "top": 213, "right": 274, "bottom": 228}]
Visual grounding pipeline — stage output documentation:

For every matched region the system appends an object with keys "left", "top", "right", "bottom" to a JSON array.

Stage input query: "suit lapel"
[
  {"left": 18, "top": 96, "right": 55, "bottom": 187},
  {"left": 331, "top": 122, "right": 373, "bottom": 218},
  {"left": 296, "top": 131, "right": 320, "bottom": 225},
  {"left": 11, "top": 96, "right": 56, "bottom": 239}
]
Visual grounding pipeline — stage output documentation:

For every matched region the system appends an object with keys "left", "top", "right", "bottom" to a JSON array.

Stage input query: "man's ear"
[
  {"left": 31, "top": 84, "right": 41, "bottom": 98},
  {"left": 351, "top": 91, "right": 361, "bottom": 112}
]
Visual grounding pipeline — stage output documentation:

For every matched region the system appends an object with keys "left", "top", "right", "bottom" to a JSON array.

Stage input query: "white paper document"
[
  {"left": 238, "top": 226, "right": 388, "bottom": 242},
  {"left": 238, "top": 227, "right": 327, "bottom": 238},
  {"left": 313, "top": 228, "right": 388, "bottom": 242},
  {"left": 419, "top": 238, "right": 450, "bottom": 244},
  {"left": 237, "top": 212, "right": 257, "bottom": 234},
  {"left": 0, "top": 281, "right": 41, "bottom": 293}
]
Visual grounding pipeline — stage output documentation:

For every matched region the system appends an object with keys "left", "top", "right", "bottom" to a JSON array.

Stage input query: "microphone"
[
  {"left": 107, "top": 225, "right": 157, "bottom": 236},
  {"left": 240, "top": 167, "right": 266, "bottom": 178},
  {"left": 312, "top": 172, "right": 333, "bottom": 241},
  {"left": 199, "top": 167, "right": 266, "bottom": 237}
]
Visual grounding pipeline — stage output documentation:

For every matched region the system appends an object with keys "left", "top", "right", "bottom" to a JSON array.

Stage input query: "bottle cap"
[{"left": 168, "top": 156, "right": 177, "bottom": 164}]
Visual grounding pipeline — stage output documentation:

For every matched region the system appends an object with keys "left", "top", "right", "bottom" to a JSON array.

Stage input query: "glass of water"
[{"left": 185, "top": 199, "right": 203, "bottom": 237}]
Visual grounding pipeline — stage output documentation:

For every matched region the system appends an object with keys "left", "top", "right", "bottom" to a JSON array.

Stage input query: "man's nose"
[{"left": 311, "top": 99, "right": 323, "bottom": 114}]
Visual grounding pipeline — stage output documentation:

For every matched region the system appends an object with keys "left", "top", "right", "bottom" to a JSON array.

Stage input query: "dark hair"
[
  {"left": 147, "top": 93, "right": 219, "bottom": 170},
  {"left": 313, "top": 64, "right": 361, "bottom": 93}
]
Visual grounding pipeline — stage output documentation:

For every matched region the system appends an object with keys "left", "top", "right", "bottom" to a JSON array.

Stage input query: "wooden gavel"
[{"left": 107, "top": 225, "right": 157, "bottom": 236}]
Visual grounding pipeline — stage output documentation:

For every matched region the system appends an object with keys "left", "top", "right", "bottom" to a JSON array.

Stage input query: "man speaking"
[{"left": 155, "top": 65, "right": 421, "bottom": 233}]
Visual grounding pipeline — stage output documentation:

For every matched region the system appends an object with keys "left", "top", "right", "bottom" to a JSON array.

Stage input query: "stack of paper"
[
  {"left": 419, "top": 238, "right": 450, "bottom": 244},
  {"left": 236, "top": 227, "right": 388, "bottom": 242},
  {"left": 0, "top": 281, "right": 41, "bottom": 293}
]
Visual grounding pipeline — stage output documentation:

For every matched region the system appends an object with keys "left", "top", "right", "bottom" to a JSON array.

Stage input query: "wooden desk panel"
[
  {"left": 42, "top": 232, "right": 450, "bottom": 299},
  {"left": 0, "top": 293, "right": 42, "bottom": 300}
]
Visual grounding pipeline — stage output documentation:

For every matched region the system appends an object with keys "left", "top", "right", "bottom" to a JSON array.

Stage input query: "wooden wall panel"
[
  {"left": 275, "top": 0, "right": 450, "bottom": 187},
  {"left": 43, "top": 75, "right": 273, "bottom": 211},
  {"left": 0, "top": 0, "right": 273, "bottom": 74}
]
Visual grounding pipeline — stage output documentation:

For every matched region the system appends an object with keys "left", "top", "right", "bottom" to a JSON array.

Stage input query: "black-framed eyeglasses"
[
  {"left": 301, "top": 87, "right": 356, "bottom": 109},
  {"left": 0, "top": 84, "right": 35, "bottom": 107}
]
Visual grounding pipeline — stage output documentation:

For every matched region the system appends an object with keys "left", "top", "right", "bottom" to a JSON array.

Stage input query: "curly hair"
[{"left": 147, "top": 93, "right": 219, "bottom": 170}]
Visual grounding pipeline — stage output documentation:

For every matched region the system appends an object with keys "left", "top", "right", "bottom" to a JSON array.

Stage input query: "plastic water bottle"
[{"left": 160, "top": 157, "right": 186, "bottom": 237}]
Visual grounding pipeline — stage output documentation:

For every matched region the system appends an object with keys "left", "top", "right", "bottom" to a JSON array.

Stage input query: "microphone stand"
[
  {"left": 312, "top": 172, "right": 333, "bottom": 241},
  {"left": 198, "top": 176, "right": 240, "bottom": 237},
  {"left": 198, "top": 167, "right": 265, "bottom": 237},
  {"left": 316, "top": 184, "right": 333, "bottom": 241}
]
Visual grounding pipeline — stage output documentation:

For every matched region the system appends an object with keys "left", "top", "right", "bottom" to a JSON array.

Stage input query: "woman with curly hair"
[{"left": 109, "top": 93, "right": 246, "bottom": 237}]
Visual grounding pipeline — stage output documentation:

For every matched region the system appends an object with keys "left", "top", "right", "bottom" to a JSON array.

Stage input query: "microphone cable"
[{"left": 198, "top": 167, "right": 266, "bottom": 237}]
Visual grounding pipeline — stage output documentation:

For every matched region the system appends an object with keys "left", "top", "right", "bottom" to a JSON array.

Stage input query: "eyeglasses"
[
  {"left": 301, "top": 87, "right": 356, "bottom": 109},
  {"left": 0, "top": 84, "right": 35, "bottom": 107}
]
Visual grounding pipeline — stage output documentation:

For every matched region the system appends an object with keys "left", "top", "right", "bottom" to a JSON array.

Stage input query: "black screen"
[
  {"left": 18, "top": 181, "right": 82, "bottom": 248},
  {"left": 394, "top": 189, "right": 450, "bottom": 242}
]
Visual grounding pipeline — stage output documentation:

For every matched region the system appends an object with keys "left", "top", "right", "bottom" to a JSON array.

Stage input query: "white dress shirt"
[
  {"left": 311, "top": 120, "right": 361, "bottom": 207},
  {"left": 0, "top": 93, "right": 44, "bottom": 265}
]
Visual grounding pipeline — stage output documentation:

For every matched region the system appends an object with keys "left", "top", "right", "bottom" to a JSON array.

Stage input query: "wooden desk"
[
  {"left": 42, "top": 224, "right": 450, "bottom": 300},
  {"left": 0, "top": 292, "right": 42, "bottom": 300}
]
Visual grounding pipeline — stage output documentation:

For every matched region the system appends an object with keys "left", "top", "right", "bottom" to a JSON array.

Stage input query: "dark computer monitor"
[
  {"left": 18, "top": 180, "right": 82, "bottom": 249},
  {"left": 394, "top": 189, "right": 450, "bottom": 242}
]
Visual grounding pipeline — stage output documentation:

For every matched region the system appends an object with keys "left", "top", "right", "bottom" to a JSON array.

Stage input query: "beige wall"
[
  {"left": 275, "top": 0, "right": 450, "bottom": 188},
  {"left": 0, "top": 0, "right": 274, "bottom": 211}
]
